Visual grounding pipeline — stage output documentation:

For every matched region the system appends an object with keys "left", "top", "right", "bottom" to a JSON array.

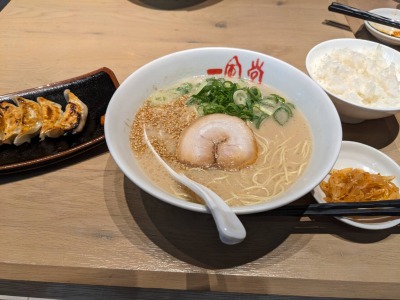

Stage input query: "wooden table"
[{"left": 1, "top": 0, "right": 400, "bottom": 298}]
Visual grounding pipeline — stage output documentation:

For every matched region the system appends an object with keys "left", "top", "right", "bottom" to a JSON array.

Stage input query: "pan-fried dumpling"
[
  {"left": 0, "top": 101, "right": 22, "bottom": 144},
  {"left": 57, "top": 90, "right": 88, "bottom": 134},
  {"left": 37, "top": 96, "right": 64, "bottom": 140},
  {"left": 0, "top": 90, "right": 88, "bottom": 147},
  {"left": 13, "top": 97, "right": 43, "bottom": 146}
]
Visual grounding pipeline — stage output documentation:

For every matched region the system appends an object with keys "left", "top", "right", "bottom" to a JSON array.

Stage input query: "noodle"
[{"left": 130, "top": 76, "right": 312, "bottom": 207}]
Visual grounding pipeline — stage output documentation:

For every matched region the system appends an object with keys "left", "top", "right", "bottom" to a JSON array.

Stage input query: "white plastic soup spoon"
[{"left": 143, "top": 129, "right": 246, "bottom": 245}]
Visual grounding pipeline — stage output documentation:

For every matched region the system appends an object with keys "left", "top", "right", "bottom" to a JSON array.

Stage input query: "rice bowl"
[{"left": 306, "top": 38, "right": 400, "bottom": 123}]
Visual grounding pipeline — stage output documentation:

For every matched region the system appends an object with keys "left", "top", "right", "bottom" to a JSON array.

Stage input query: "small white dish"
[
  {"left": 312, "top": 141, "right": 400, "bottom": 230},
  {"left": 364, "top": 8, "right": 400, "bottom": 46}
]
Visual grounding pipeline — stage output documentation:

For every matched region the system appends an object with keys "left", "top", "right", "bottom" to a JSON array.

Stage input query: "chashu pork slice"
[
  {"left": 57, "top": 89, "right": 88, "bottom": 134},
  {"left": 0, "top": 100, "right": 22, "bottom": 144},
  {"left": 13, "top": 97, "right": 43, "bottom": 146},
  {"left": 37, "top": 96, "right": 64, "bottom": 140}
]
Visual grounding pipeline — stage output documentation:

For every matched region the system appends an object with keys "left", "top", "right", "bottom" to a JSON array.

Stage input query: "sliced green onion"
[
  {"left": 248, "top": 86, "right": 262, "bottom": 100},
  {"left": 186, "top": 77, "right": 295, "bottom": 128},
  {"left": 265, "top": 94, "right": 286, "bottom": 103},
  {"left": 260, "top": 97, "right": 278, "bottom": 108},
  {"left": 258, "top": 104, "right": 275, "bottom": 116},
  {"left": 223, "top": 81, "right": 234, "bottom": 89},
  {"left": 273, "top": 106, "right": 291, "bottom": 125},
  {"left": 254, "top": 113, "right": 269, "bottom": 128},
  {"left": 176, "top": 82, "right": 193, "bottom": 95},
  {"left": 286, "top": 102, "right": 296, "bottom": 110},
  {"left": 233, "top": 90, "right": 248, "bottom": 105}
]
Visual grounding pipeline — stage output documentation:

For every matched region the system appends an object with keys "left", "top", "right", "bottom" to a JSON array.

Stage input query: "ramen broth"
[{"left": 130, "top": 76, "right": 312, "bottom": 207}]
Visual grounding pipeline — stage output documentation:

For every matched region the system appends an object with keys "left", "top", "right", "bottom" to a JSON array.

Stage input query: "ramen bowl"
[
  {"left": 105, "top": 47, "right": 342, "bottom": 214},
  {"left": 306, "top": 38, "right": 400, "bottom": 124}
]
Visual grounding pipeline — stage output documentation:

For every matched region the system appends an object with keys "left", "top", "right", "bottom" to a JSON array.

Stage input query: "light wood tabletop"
[{"left": 1, "top": 0, "right": 400, "bottom": 299}]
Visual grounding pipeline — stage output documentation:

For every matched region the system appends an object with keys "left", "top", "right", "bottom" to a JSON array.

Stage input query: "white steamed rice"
[{"left": 311, "top": 45, "right": 400, "bottom": 108}]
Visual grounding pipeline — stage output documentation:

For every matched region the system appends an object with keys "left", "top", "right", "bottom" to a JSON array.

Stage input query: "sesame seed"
[{"left": 130, "top": 96, "right": 197, "bottom": 164}]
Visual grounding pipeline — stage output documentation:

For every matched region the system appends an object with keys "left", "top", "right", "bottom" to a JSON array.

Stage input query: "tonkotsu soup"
[{"left": 130, "top": 76, "right": 312, "bottom": 207}]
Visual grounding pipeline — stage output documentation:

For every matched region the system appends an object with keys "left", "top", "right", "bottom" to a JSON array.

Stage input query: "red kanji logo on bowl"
[
  {"left": 224, "top": 56, "right": 242, "bottom": 79},
  {"left": 248, "top": 59, "right": 264, "bottom": 84},
  {"left": 207, "top": 55, "right": 265, "bottom": 83}
]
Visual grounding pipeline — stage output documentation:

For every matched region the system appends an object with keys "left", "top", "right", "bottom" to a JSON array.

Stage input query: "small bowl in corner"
[{"left": 364, "top": 8, "right": 400, "bottom": 46}]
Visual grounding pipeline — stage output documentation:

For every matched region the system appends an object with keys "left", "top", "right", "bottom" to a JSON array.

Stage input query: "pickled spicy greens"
[{"left": 185, "top": 77, "right": 295, "bottom": 128}]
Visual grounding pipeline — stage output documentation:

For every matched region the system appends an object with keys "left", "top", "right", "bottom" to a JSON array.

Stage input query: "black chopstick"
[
  {"left": 322, "top": 19, "right": 352, "bottom": 31},
  {"left": 328, "top": 2, "right": 400, "bottom": 30},
  {"left": 265, "top": 200, "right": 400, "bottom": 216}
]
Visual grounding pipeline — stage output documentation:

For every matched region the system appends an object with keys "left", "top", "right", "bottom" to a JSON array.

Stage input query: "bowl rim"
[
  {"left": 305, "top": 38, "right": 400, "bottom": 113},
  {"left": 106, "top": 46, "right": 342, "bottom": 215},
  {"left": 364, "top": 8, "right": 400, "bottom": 44}
]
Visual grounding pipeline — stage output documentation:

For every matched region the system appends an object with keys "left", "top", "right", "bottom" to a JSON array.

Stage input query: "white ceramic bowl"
[
  {"left": 306, "top": 38, "right": 400, "bottom": 124},
  {"left": 105, "top": 47, "right": 342, "bottom": 214},
  {"left": 312, "top": 141, "right": 400, "bottom": 230},
  {"left": 364, "top": 8, "right": 400, "bottom": 46}
]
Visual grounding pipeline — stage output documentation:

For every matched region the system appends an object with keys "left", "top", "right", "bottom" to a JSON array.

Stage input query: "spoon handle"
[
  {"left": 143, "top": 129, "right": 246, "bottom": 245},
  {"left": 328, "top": 2, "right": 400, "bottom": 30},
  {"left": 179, "top": 174, "right": 246, "bottom": 245}
]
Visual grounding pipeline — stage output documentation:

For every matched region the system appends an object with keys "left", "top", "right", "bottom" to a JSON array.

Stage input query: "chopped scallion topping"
[
  {"left": 186, "top": 77, "right": 295, "bottom": 128},
  {"left": 176, "top": 82, "right": 193, "bottom": 95}
]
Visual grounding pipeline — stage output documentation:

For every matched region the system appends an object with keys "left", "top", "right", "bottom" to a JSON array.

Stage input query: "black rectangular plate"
[{"left": 0, "top": 67, "right": 119, "bottom": 174}]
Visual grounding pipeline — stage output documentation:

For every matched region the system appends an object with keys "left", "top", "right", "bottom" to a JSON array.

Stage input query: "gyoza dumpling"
[
  {"left": 37, "top": 96, "right": 64, "bottom": 140},
  {"left": 13, "top": 97, "right": 43, "bottom": 146},
  {"left": 58, "top": 90, "right": 88, "bottom": 134},
  {"left": 0, "top": 101, "right": 22, "bottom": 144}
]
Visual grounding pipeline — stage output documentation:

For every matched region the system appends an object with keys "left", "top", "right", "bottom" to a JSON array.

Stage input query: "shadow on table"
[
  {"left": 0, "top": 142, "right": 109, "bottom": 184},
  {"left": 0, "top": 0, "right": 10, "bottom": 12},
  {"left": 128, "top": 0, "right": 222, "bottom": 11},
  {"left": 342, "top": 115, "right": 399, "bottom": 149},
  {"left": 120, "top": 176, "right": 306, "bottom": 269},
  {"left": 351, "top": 21, "right": 400, "bottom": 52},
  {"left": 0, "top": 279, "right": 341, "bottom": 300},
  {"left": 108, "top": 176, "right": 399, "bottom": 270}
]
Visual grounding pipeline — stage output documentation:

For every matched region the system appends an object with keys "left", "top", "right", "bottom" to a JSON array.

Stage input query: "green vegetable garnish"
[
  {"left": 186, "top": 77, "right": 295, "bottom": 128},
  {"left": 273, "top": 106, "right": 291, "bottom": 125},
  {"left": 176, "top": 82, "right": 193, "bottom": 95}
]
